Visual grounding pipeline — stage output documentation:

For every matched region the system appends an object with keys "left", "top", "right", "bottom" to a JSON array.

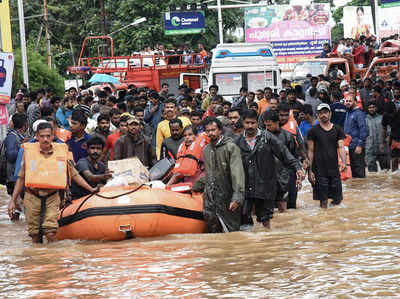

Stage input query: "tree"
[{"left": 13, "top": 47, "right": 64, "bottom": 96}]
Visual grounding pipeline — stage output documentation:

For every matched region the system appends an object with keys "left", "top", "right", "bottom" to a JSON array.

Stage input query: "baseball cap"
[
  {"left": 126, "top": 116, "right": 140, "bottom": 124},
  {"left": 317, "top": 103, "right": 331, "bottom": 112}
]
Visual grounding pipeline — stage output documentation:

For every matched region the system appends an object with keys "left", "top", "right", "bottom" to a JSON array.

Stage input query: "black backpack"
[
  {"left": 0, "top": 139, "right": 8, "bottom": 185},
  {"left": 0, "top": 131, "right": 19, "bottom": 185}
]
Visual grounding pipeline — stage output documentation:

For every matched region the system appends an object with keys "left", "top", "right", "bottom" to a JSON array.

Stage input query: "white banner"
[
  {"left": 0, "top": 52, "right": 14, "bottom": 104},
  {"left": 379, "top": 6, "right": 400, "bottom": 39},
  {"left": 343, "top": 6, "right": 375, "bottom": 40}
]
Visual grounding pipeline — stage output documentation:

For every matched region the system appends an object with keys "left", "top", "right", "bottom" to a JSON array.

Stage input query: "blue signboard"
[
  {"left": 381, "top": 0, "right": 400, "bottom": 7},
  {"left": 164, "top": 11, "right": 205, "bottom": 35}
]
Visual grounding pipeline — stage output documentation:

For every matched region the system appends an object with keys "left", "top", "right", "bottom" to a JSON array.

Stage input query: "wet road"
[{"left": 1, "top": 173, "right": 399, "bottom": 298}]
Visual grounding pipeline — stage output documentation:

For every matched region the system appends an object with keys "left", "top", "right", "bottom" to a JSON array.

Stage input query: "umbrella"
[{"left": 88, "top": 73, "right": 120, "bottom": 85}]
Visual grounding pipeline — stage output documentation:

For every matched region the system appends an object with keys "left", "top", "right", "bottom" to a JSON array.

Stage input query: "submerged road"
[{"left": 0, "top": 173, "right": 399, "bottom": 298}]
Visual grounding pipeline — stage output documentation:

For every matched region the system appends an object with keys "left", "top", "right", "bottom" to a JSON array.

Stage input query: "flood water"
[{"left": 1, "top": 173, "right": 400, "bottom": 298}]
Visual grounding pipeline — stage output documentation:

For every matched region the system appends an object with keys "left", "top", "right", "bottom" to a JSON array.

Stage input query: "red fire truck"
[{"left": 68, "top": 36, "right": 208, "bottom": 94}]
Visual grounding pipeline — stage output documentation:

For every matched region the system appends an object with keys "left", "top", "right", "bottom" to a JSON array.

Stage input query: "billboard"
[
  {"left": 0, "top": 52, "right": 14, "bottom": 104},
  {"left": 381, "top": 0, "right": 400, "bottom": 8},
  {"left": 343, "top": 6, "right": 375, "bottom": 40},
  {"left": 164, "top": 11, "right": 205, "bottom": 35},
  {"left": 0, "top": 0, "right": 13, "bottom": 52},
  {"left": 245, "top": 4, "right": 330, "bottom": 71},
  {"left": 379, "top": 6, "right": 400, "bottom": 38}
]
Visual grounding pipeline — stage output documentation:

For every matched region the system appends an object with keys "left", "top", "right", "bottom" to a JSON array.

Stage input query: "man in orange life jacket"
[
  {"left": 8, "top": 122, "right": 97, "bottom": 244},
  {"left": 278, "top": 102, "right": 309, "bottom": 209}
]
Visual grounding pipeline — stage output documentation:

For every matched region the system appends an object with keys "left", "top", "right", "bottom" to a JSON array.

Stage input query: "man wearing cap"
[
  {"left": 113, "top": 116, "right": 156, "bottom": 168},
  {"left": 307, "top": 103, "right": 347, "bottom": 209}
]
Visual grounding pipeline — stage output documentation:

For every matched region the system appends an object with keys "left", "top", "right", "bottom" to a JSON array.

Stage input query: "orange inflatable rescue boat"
[{"left": 56, "top": 185, "right": 206, "bottom": 241}]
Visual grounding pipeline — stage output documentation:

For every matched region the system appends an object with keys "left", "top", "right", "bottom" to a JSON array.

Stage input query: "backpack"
[
  {"left": 0, "top": 131, "right": 19, "bottom": 185},
  {"left": 0, "top": 139, "right": 8, "bottom": 185}
]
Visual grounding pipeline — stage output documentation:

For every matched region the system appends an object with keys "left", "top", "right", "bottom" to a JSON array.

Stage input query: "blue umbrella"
[{"left": 88, "top": 73, "right": 120, "bottom": 84}]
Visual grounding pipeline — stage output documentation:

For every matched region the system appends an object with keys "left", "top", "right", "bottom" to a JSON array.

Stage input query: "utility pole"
[
  {"left": 374, "top": 0, "right": 380, "bottom": 44},
  {"left": 43, "top": 0, "right": 51, "bottom": 69},
  {"left": 100, "top": 0, "right": 107, "bottom": 56},
  {"left": 217, "top": 0, "right": 224, "bottom": 44},
  {"left": 17, "top": 0, "right": 29, "bottom": 88}
]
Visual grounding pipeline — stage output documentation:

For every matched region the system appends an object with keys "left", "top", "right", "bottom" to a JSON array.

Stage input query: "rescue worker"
[
  {"left": 8, "top": 122, "right": 97, "bottom": 243},
  {"left": 193, "top": 117, "right": 245, "bottom": 233}
]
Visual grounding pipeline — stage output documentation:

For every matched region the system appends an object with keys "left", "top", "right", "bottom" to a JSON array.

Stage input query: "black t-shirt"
[
  {"left": 70, "top": 157, "right": 106, "bottom": 200},
  {"left": 382, "top": 112, "right": 400, "bottom": 141},
  {"left": 307, "top": 124, "right": 345, "bottom": 177}
]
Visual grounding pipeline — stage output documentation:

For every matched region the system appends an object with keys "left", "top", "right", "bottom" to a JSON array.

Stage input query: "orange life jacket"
[
  {"left": 338, "top": 135, "right": 352, "bottom": 181},
  {"left": 24, "top": 142, "right": 70, "bottom": 189},
  {"left": 173, "top": 133, "right": 209, "bottom": 177},
  {"left": 56, "top": 128, "right": 72, "bottom": 142},
  {"left": 282, "top": 110, "right": 299, "bottom": 147}
]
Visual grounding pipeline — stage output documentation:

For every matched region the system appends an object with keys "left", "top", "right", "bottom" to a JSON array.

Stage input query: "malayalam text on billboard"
[{"left": 245, "top": 4, "right": 331, "bottom": 70}]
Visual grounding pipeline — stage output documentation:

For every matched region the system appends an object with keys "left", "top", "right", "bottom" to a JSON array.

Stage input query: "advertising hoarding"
[
  {"left": 0, "top": 52, "right": 14, "bottom": 104},
  {"left": 164, "top": 11, "right": 205, "bottom": 35},
  {"left": 343, "top": 6, "right": 375, "bottom": 40},
  {"left": 379, "top": 6, "right": 400, "bottom": 38},
  {"left": 245, "top": 4, "right": 331, "bottom": 71}
]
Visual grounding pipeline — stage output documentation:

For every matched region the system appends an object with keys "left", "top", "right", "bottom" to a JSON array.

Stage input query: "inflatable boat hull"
[{"left": 56, "top": 186, "right": 206, "bottom": 241}]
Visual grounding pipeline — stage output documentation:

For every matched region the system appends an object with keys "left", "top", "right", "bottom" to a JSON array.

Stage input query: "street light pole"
[
  {"left": 43, "top": 0, "right": 51, "bottom": 69},
  {"left": 108, "top": 17, "right": 147, "bottom": 36},
  {"left": 217, "top": 0, "right": 224, "bottom": 44},
  {"left": 17, "top": 0, "right": 29, "bottom": 88}
]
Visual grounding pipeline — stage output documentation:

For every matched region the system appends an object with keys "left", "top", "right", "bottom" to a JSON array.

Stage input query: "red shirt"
[
  {"left": 105, "top": 131, "right": 121, "bottom": 160},
  {"left": 353, "top": 46, "right": 365, "bottom": 65},
  {"left": 202, "top": 109, "right": 215, "bottom": 120}
]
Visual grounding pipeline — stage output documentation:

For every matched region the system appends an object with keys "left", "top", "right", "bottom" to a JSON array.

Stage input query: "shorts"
[
  {"left": 24, "top": 191, "right": 60, "bottom": 237},
  {"left": 242, "top": 197, "right": 274, "bottom": 224},
  {"left": 314, "top": 174, "right": 343, "bottom": 202}
]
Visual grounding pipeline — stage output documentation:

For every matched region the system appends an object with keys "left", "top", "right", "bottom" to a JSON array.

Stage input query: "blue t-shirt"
[
  {"left": 299, "top": 120, "right": 319, "bottom": 139},
  {"left": 66, "top": 132, "right": 91, "bottom": 163},
  {"left": 330, "top": 102, "right": 347, "bottom": 128},
  {"left": 70, "top": 157, "right": 105, "bottom": 200}
]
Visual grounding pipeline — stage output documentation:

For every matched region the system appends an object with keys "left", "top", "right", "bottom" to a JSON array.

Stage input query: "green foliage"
[
  {"left": 13, "top": 47, "right": 64, "bottom": 96},
  {"left": 9, "top": 0, "right": 242, "bottom": 77},
  {"left": 331, "top": 24, "right": 344, "bottom": 41}
]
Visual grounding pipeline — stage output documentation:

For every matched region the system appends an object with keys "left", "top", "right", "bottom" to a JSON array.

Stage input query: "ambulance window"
[
  {"left": 247, "top": 72, "right": 273, "bottom": 92},
  {"left": 214, "top": 73, "right": 242, "bottom": 96}
]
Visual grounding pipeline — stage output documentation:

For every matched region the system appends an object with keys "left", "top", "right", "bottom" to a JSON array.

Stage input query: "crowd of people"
[{"left": 3, "top": 48, "right": 400, "bottom": 242}]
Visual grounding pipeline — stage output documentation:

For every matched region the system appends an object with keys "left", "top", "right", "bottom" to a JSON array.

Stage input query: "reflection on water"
[{"left": 1, "top": 173, "right": 400, "bottom": 298}]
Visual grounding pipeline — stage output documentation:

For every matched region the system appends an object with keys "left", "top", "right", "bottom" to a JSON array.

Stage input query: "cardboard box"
[{"left": 108, "top": 157, "right": 150, "bottom": 185}]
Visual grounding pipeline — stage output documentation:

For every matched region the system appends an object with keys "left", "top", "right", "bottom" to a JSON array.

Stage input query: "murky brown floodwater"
[{"left": 1, "top": 173, "right": 400, "bottom": 298}]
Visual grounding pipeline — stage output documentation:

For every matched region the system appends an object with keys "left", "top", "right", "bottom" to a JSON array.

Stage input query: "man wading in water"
[
  {"left": 8, "top": 122, "right": 97, "bottom": 243},
  {"left": 307, "top": 104, "right": 347, "bottom": 208},
  {"left": 193, "top": 117, "right": 245, "bottom": 233}
]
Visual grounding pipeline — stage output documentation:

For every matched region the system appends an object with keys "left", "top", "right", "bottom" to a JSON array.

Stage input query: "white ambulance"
[{"left": 181, "top": 43, "right": 282, "bottom": 102}]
